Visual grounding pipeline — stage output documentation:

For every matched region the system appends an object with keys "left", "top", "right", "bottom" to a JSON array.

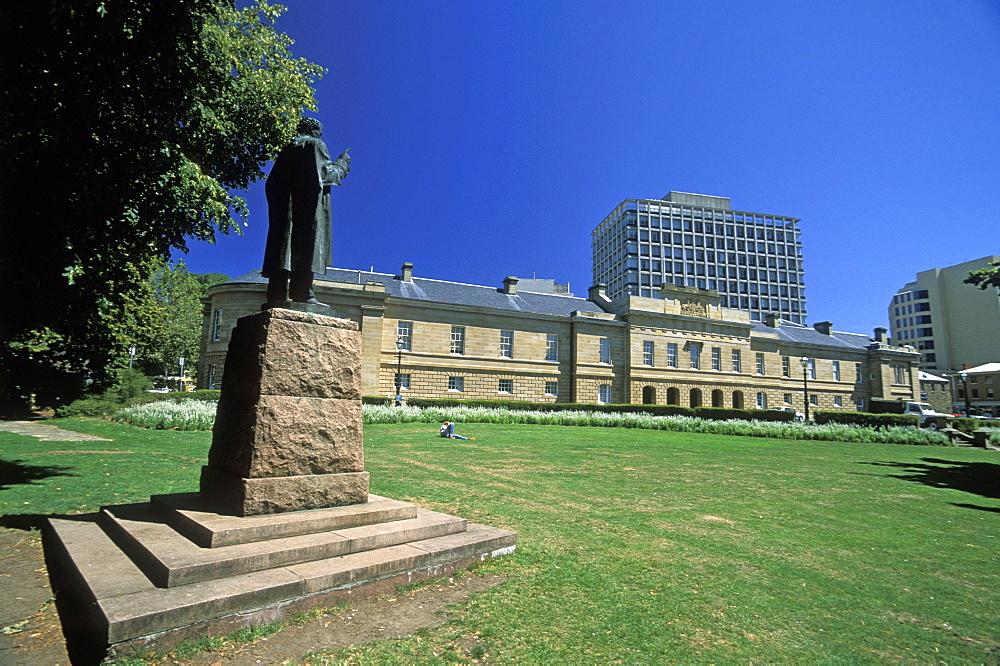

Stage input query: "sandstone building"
[{"left": 199, "top": 265, "right": 919, "bottom": 412}]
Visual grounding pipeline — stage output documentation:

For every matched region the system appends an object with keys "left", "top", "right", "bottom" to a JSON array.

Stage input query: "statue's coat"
[{"left": 262, "top": 133, "right": 337, "bottom": 276}]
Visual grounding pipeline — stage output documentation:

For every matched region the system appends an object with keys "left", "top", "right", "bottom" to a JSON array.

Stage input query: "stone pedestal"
[
  {"left": 200, "top": 308, "right": 369, "bottom": 515},
  {"left": 45, "top": 305, "right": 517, "bottom": 661}
]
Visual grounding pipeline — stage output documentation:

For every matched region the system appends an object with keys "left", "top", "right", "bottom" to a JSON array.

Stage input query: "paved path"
[{"left": 0, "top": 421, "right": 111, "bottom": 442}]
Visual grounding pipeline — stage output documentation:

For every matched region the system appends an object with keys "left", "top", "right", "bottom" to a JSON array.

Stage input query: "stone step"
[
  {"left": 150, "top": 493, "right": 417, "bottom": 547},
  {"left": 47, "top": 515, "right": 516, "bottom": 646},
  {"left": 98, "top": 503, "right": 467, "bottom": 588}
]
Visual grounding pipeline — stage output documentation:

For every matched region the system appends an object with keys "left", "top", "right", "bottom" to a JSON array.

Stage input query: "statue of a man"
[{"left": 262, "top": 117, "right": 350, "bottom": 306}]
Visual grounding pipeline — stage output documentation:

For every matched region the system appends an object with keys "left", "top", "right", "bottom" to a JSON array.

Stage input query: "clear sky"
[{"left": 177, "top": 0, "right": 1000, "bottom": 336}]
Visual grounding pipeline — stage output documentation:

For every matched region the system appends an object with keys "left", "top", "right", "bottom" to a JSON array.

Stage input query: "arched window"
[
  {"left": 690, "top": 388, "right": 703, "bottom": 407},
  {"left": 732, "top": 390, "right": 745, "bottom": 409},
  {"left": 666, "top": 387, "right": 680, "bottom": 405},
  {"left": 642, "top": 386, "right": 656, "bottom": 404},
  {"left": 711, "top": 389, "right": 724, "bottom": 407},
  {"left": 598, "top": 384, "right": 612, "bottom": 404}
]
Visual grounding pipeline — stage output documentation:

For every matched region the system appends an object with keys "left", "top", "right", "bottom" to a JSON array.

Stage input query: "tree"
[
  {"left": 138, "top": 261, "right": 229, "bottom": 377},
  {"left": 0, "top": 1, "right": 323, "bottom": 410},
  {"left": 964, "top": 260, "right": 1000, "bottom": 292}
]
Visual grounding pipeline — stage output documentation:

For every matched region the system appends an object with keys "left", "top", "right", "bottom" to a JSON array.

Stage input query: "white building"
[
  {"left": 592, "top": 192, "right": 806, "bottom": 324},
  {"left": 888, "top": 256, "right": 1000, "bottom": 372}
]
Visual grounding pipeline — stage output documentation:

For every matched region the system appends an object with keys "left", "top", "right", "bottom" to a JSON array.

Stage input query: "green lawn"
[{"left": 2, "top": 419, "right": 998, "bottom": 663}]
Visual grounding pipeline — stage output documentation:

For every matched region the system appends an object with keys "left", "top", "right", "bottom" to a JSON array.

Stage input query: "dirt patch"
[
  {"left": 175, "top": 574, "right": 506, "bottom": 665},
  {"left": 0, "top": 529, "right": 70, "bottom": 665},
  {"left": 0, "top": 528, "right": 507, "bottom": 665}
]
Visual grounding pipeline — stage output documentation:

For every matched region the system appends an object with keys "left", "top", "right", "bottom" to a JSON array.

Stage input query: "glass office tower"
[{"left": 592, "top": 191, "right": 807, "bottom": 324}]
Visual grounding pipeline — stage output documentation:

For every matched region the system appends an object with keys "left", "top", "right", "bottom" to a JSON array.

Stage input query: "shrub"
[
  {"left": 56, "top": 398, "right": 123, "bottom": 418},
  {"left": 814, "top": 411, "right": 918, "bottom": 428},
  {"left": 950, "top": 417, "right": 1000, "bottom": 435},
  {"left": 101, "top": 368, "right": 153, "bottom": 403}
]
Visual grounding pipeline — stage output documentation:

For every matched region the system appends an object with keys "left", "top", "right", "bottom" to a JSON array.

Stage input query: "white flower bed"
[{"left": 112, "top": 400, "right": 952, "bottom": 446}]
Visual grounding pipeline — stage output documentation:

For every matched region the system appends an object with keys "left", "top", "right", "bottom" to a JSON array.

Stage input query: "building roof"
[
  {"left": 751, "top": 320, "right": 874, "bottom": 351},
  {"left": 919, "top": 370, "right": 949, "bottom": 382},
  {"left": 226, "top": 269, "right": 605, "bottom": 318},
  {"left": 962, "top": 362, "right": 1000, "bottom": 373}
]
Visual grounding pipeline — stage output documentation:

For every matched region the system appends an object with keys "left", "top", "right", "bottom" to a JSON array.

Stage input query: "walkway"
[{"left": 0, "top": 420, "right": 111, "bottom": 442}]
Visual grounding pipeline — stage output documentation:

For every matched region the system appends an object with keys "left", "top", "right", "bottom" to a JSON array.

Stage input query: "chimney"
[
  {"left": 502, "top": 276, "right": 519, "bottom": 294},
  {"left": 588, "top": 283, "right": 609, "bottom": 301},
  {"left": 874, "top": 327, "right": 888, "bottom": 343},
  {"left": 814, "top": 321, "right": 833, "bottom": 335},
  {"left": 764, "top": 313, "right": 780, "bottom": 328},
  {"left": 401, "top": 262, "right": 413, "bottom": 282}
]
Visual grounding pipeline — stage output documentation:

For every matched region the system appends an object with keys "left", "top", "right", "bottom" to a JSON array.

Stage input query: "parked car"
[{"left": 771, "top": 406, "right": 805, "bottom": 421}]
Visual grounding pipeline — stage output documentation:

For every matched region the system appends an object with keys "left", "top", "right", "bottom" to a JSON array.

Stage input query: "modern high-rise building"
[
  {"left": 888, "top": 255, "right": 1000, "bottom": 372},
  {"left": 592, "top": 192, "right": 807, "bottom": 324}
]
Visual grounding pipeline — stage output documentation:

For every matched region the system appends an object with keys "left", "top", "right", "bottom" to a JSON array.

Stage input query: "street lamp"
[
  {"left": 959, "top": 371, "right": 971, "bottom": 417},
  {"left": 799, "top": 356, "right": 811, "bottom": 422},
  {"left": 179, "top": 357, "right": 185, "bottom": 392},
  {"left": 394, "top": 336, "right": 406, "bottom": 406},
  {"left": 128, "top": 346, "right": 136, "bottom": 370}
]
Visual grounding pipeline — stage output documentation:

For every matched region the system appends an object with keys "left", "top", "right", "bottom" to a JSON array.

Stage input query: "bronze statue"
[{"left": 263, "top": 117, "right": 350, "bottom": 306}]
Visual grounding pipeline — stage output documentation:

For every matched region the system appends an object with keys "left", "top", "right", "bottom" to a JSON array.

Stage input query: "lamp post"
[
  {"left": 178, "top": 357, "right": 185, "bottom": 392},
  {"left": 394, "top": 336, "right": 405, "bottom": 406},
  {"left": 960, "top": 371, "right": 971, "bottom": 417},
  {"left": 800, "top": 356, "right": 811, "bottom": 422},
  {"left": 128, "top": 346, "right": 136, "bottom": 370}
]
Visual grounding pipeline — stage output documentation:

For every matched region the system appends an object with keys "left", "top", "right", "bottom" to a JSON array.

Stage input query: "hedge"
[
  {"left": 361, "top": 397, "right": 793, "bottom": 422},
  {"left": 814, "top": 411, "right": 918, "bottom": 428}
]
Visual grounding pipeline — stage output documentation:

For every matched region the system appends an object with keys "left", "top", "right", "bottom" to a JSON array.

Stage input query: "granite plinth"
[{"left": 200, "top": 465, "right": 370, "bottom": 517}]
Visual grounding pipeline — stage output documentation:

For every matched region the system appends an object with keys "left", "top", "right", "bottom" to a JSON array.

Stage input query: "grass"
[{"left": 1, "top": 419, "right": 998, "bottom": 663}]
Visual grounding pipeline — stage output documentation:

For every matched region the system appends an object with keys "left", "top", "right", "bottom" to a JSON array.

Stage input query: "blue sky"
[{"left": 177, "top": 0, "right": 1000, "bottom": 336}]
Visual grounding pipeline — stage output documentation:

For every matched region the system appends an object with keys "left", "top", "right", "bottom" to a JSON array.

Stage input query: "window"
[
  {"left": 546, "top": 334, "right": 559, "bottom": 362},
  {"left": 598, "top": 384, "right": 612, "bottom": 404},
  {"left": 500, "top": 330, "right": 514, "bottom": 358},
  {"left": 783, "top": 393, "right": 793, "bottom": 404},
  {"left": 834, "top": 396, "right": 843, "bottom": 407},
  {"left": 782, "top": 356, "right": 790, "bottom": 378},
  {"left": 807, "top": 358, "right": 816, "bottom": 380},
  {"left": 545, "top": 381, "right": 558, "bottom": 396},
  {"left": 599, "top": 337, "right": 611, "bottom": 364},
  {"left": 809, "top": 395, "right": 818, "bottom": 406},
  {"left": 711, "top": 347, "right": 721, "bottom": 371},
  {"left": 397, "top": 321, "right": 413, "bottom": 351},
  {"left": 448, "top": 376, "right": 464, "bottom": 392},
  {"left": 643, "top": 340, "right": 655, "bottom": 366},
  {"left": 832, "top": 361, "right": 841, "bottom": 382},
  {"left": 212, "top": 309, "right": 224, "bottom": 341},
  {"left": 207, "top": 364, "right": 218, "bottom": 390},
  {"left": 498, "top": 378, "right": 513, "bottom": 394},
  {"left": 893, "top": 364, "right": 906, "bottom": 385},
  {"left": 450, "top": 326, "right": 465, "bottom": 354},
  {"left": 731, "top": 349, "right": 742, "bottom": 373},
  {"left": 396, "top": 373, "right": 411, "bottom": 390},
  {"left": 667, "top": 342, "right": 678, "bottom": 368},
  {"left": 689, "top": 344, "right": 701, "bottom": 370},
  {"left": 855, "top": 363, "right": 863, "bottom": 383},
  {"left": 756, "top": 392, "right": 768, "bottom": 409},
  {"left": 756, "top": 352, "right": 765, "bottom": 375}
]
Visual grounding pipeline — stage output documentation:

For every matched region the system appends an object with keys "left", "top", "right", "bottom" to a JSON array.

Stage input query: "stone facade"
[{"left": 199, "top": 268, "right": 920, "bottom": 412}]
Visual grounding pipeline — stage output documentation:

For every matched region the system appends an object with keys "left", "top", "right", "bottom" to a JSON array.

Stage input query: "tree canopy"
[
  {"left": 138, "top": 261, "right": 229, "bottom": 378},
  {"left": 0, "top": 0, "right": 323, "bottom": 410},
  {"left": 964, "top": 260, "right": 1000, "bottom": 292}
]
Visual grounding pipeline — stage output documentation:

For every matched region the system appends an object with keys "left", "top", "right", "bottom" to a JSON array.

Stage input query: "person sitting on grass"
[{"left": 439, "top": 421, "right": 474, "bottom": 440}]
